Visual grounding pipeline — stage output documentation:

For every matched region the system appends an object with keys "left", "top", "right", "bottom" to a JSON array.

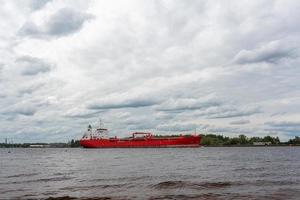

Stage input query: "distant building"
[{"left": 253, "top": 142, "right": 272, "bottom": 146}]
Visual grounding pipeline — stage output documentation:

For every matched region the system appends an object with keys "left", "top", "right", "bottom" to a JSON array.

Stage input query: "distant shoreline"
[{"left": 202, "top": 144, "right": 299, "bottom": 147}]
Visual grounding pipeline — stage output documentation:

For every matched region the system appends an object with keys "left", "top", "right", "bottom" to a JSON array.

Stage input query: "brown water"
[{"left": 0, "top": 147, "right": 299, "bottom": 200}]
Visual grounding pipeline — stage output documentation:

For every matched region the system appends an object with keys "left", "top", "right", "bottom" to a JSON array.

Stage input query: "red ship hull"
[{"left": 80, "top": 135, "right": 201, "bottom": 148}]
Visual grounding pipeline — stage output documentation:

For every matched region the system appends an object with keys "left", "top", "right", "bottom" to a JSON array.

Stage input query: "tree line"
[
  {"left": 288, "top": 136, "right": 300, "bottom": 145},
  {"left": 200, "top": 134, "right": 300, "bottom": 146}
]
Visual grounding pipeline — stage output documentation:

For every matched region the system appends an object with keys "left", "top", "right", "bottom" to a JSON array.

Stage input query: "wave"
[
  {"left": 60, "top": 183, "right": 131, "bottom": 192},
  {"left": 43, "top": 195, "right": 128, "bottom": 200},
  {"left": 152, "top": 179, "right": 299, "bottom": 190},
  {"left": 4, "top": 176, "right": 74, "bottom": 185},
  {"left": 44, "top": 196, "right": 114, "bottom": 200},
  {"left": 252, "top": 179, "right": 299, "bottom": 186},
  {"left": 233, "top": 166, "right": 266, "bottom": 172},
  {"left": 152, "top": 180, "right": 232, "bottom": 190},
  {"left": 89, "top": 175, "right": 152, "bottom": 183},
  {"left": 4, "top": 173, "right": 39, "bottom": 178}
]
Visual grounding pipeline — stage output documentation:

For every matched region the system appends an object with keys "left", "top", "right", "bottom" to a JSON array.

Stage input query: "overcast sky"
[{"left": 0, "top": 0, "right": 299, "bottom": 142}]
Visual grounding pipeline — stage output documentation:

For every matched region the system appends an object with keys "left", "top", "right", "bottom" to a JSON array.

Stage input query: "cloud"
[
  {"left": 13, "top": 107, "right": 36, "bottom": 116},
  {"left": 264, "top": 121, "right": 300, "bottom": 136},
  {"left": 233, "top": 41, "right": 295, "bottom": 64},
  {"left": 155, "top": 95, "right": 222, "bottom": 112},
  {"left": 128, "top": 123, "right": 156, "bottom": 131},
  {"left": 18, "top": 7, "right": 94, "bottom": 38},
  {"left": 17, "top": 82, "right": 45, "bottom": 96},
  {"left": 202, "top": 106, "right": 261, "bottom": 119},
  {"left": 3, "top": 106, "right": 36, "bottom": 116},
  {"left": 265, "top": 121, "right": 300, "bottom": 127},
  {"left": 205, "top": 125, "right": 256, "bottom": 135},
  {"left": 0, "top": 64, "right": 3, "bottom": 81},
  {"left": 230, "top": 119, "right": 250, "bottom": 125},
  {"left": 64, "top": 110, "right": 103, "bottom": 119},
  {"left": 88, "top": 98, "right": 159, "bottom": 110},
  {"left": 46, "top": 8, "right": 94, "bottom": 36},
  {"left": 16, "top": 56, "right": 52, "bottom": 76},
  {"left": 19, "top": 22, "right": 40, "bottom": 37},
  {"left": 156, "top": 123, "right": 199, "bottom": 132},
  {"left": 30, "top": 0, "right": 52, "bottom": 10}
]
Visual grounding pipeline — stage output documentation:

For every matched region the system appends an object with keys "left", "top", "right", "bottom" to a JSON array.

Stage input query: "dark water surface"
[{"left": 0, "top": 147, "right": 299, "bottom": 200}]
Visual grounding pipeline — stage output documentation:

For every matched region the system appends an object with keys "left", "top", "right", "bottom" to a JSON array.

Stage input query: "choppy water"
[{"left": 0, "top": 147, "right": 299, "bottom": 200}]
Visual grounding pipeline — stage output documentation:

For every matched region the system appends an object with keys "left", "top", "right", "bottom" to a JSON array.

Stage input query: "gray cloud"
[
  {"left": 265, "top": 121, "right": 300, "bottom": 127},
  {"left": 264, "top": 121, "right": 300, "bottom": 136},
  {"left": 18, "top": 22, "right": 41, "bottom": 37},
  {"left": 16, "top": 56, "right": 52, "bottom": 76},
  {"left": 46, "top": 8, "right": 94, "bottom": 36},
  {"left": 88, "top": 99, "right": 159, "bottom": 110},
  {"left": 19, "top": 7, "right": 94, "bottom": 38},
  {"left": 205, "top": 125, "right": 256, "bottom": 135},
  {"left": 156, "top": 123, "right": 199, "bottom": 132},
  {"left": 230, "top": 119, "right": 250, "bottom": 125},
  {"left": 14, "top": 107, "right": 36, "bottom": 116},
  {"left": 128, "top": 123, "right": 156, "bottom": 131},
  {"left": 203, "top": 106, "right": 261, "bottom": 119},
  {"left": 64, "top": 110, "right": 104, "bottom": 119},
  {"left": 233, "top": 41, "right": 295, "bottom": 64},
  {"left": 4, "top": 106, "right": 36, "bottom": 116},
  {"left": 17, "top": 82, "right": 44, "bottom": 96},
  {"left": 0, "top": 64, "right": 3, "bottom": 82},
  {"left": 30, "top": 0, "right": 52, "bottom": 10},
  {"left": 156, "top": 96, "right": 222, "bottom": 112}
]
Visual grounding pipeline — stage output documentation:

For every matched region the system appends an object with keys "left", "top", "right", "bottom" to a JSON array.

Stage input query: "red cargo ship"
[{"left": 80, "top": 123, "right": 200, "bottom": 148}]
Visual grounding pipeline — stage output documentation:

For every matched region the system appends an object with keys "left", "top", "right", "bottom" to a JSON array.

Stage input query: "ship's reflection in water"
[{"left": 0, "top": 147, "right": 299, "bottom": 200}]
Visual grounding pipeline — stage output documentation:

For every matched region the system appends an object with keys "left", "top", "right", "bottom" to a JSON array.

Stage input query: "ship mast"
[
  {"left": 99, "top": 118, "right": 104, "bottom": 129},
  {"left": 96, "top": 118, "right": 109, "bottom": 138}
]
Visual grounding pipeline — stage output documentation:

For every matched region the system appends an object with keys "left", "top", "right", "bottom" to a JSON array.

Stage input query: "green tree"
[
  {"left": 288, "top": 136, "right": 300, "bottom": 145},
  {"left": 239, "top": 134, "right": 248, "bottom": 145}
]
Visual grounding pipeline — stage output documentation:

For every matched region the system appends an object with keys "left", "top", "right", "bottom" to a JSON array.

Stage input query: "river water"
[{"left": 0, "top": 147, "right": 299, "bottom": 200}]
